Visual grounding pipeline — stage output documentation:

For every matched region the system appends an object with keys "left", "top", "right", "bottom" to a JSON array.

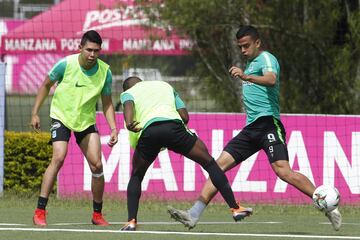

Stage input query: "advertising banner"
[
  {"left": 1, "top": 0, "right": 192, "bottom": 55},
  {"left": 58, "top": 113, "right": 360, "bottom": 204}
]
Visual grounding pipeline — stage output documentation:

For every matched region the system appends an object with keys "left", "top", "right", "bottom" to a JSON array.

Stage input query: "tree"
[{"left": 141, "top": 0, "right": 360, "bottom": 113}]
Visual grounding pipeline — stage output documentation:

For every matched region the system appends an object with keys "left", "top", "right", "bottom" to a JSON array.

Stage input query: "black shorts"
[
  {"left": 224, "top": 116, "right": 289, "bottom": 163},
  {"left": 50, "top": 119, "right": 98, "bottom": 145},
  {"left": 136, "top": 120, "right": 198, "bottom": 163}
]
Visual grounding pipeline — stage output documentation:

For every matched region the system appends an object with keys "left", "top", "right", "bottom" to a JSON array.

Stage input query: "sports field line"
[
  {"left": 0, "top": 223, "right": 26, "bottom": 226},
  {"left": 0, "top": 227, "right": 359, "bottom": 239},
  {"left": 51, "top": 221, "right": 282, "bottom": 226},
  {"left": 1, "top": 221, "right": 359, "bottom": 227}
]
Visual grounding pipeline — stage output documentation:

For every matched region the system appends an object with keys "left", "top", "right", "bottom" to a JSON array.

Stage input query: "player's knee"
[
  {"left": 126, "top": 175, "right": 142, "bottom": 199},
  {"left": 89, "top": 161, "right": 103, "bottom": 174},
  {"left": 197, "top": 139, "right": 209, "bottom": 152},
  {"left": 51, "top": 154, "right": 66, "bottom": 169},
  {"left": 274, "top": 167, "right": 292, "bottom": 181},
  {"left": 91, "top": 162, "right": 104, "bottom": 178},
  {"left": 131, "top": 168, "right": 146, "bottom": 181},
  {"left": 92, "top": 172, "right": 104, "bottom": 178}
]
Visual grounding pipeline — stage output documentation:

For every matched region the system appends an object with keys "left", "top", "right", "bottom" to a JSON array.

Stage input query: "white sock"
[{"left": 189, "top": 200, "right": 207, "bottom": 219}]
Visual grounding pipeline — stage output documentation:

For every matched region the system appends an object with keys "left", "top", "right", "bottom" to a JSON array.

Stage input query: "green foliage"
[
  {"left": 4, "top": 131, "right": 52, "bottom": 193},
  {"left": 141, "top": 0, "right": 360, "bottom": 114},
  {"left": 255, "top": 0, "right": 359, "bottom": 114}
]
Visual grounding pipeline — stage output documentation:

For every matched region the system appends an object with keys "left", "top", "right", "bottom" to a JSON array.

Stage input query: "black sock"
[
  {"left": 37, "top": 196, "right": 48, "bottom": 210},
  {"left": 93, "top": 201, "right": 103, "bottom": 213},
  {"left": 203, "top": 160, "right": 239, "bottom": 209},
  {"left": 127, "top": 175, "right": 142, "bottom": 221}
]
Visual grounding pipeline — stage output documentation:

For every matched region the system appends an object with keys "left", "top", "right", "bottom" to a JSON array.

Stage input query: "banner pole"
[{"left": 0, "top": 62, "right": 6, "bottom": 196}]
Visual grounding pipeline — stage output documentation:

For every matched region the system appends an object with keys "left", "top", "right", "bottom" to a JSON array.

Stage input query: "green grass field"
[{"left": 0, "top": 192, "right": 359, "bottom": 240}]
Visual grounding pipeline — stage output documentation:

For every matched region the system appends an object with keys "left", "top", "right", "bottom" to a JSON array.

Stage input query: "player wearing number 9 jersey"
[{"left": 167, "top": 25, "right": 342, "bottom": 231}]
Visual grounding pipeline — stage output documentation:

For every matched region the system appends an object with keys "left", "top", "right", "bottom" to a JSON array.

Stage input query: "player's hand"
[
  {"left": 126, "top": 121, "right": 142, "bottom": 133},
  {"left": 107, "top": 128, "right": 118, "bottom": 147},
  {"left": 229, "top": 66, "right": 247, "bottom": 80},
  {"left": 30, "top": 114, "right": 41, "bottom": 133}
]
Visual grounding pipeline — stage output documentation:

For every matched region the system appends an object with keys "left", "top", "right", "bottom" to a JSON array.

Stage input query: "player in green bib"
[
  {"left": 168, "top": 25, "right": 342, "bottom": 231},
  {"left": 30, "top": 30, "right": 118, "bottom": 227},
  {"left": 119, "top": 77, "right": 246, "bottom": 231}
]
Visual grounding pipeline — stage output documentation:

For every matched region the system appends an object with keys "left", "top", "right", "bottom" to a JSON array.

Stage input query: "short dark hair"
[
  {"left": 81, "top": 30, "right": 102, "bottom": 46},
  {"left": 123, "top": 76, "right": 142, "bottom": 91},
  {"left": 236, "top": 25, "right": 260, "bottom": 41}
]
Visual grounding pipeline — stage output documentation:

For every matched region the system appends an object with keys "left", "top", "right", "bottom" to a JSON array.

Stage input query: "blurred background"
[
  {"left": 0, "top": 0, "right": 359, "bottom": 205},
  {"left": 1, "top": 0, "right": 359, "bottom": 131}
]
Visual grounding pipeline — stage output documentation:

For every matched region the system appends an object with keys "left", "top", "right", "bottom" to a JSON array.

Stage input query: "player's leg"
[
  {"left": 196, "top": 127, "right": 258, "bottom": 208},
  {"left": 121, "top": 150, "right": 153, "bottom": 231},
  {"left": 76, "top": 127, "right": 108, "bottom": 226},
  {"left": 271, "top": 159, "right": 315, "bottom": 197},
  {"left": 168, "top": 127, "right": 255, "bottom": 228},
  {"left": 269, "top": 148, "right": 342, "bottom": 230},
  {"left": 198, "top": 151, "right": 238, "bottom": 204},
  {"left": 40, "top": 142, "right": 68, "bottom": 199},
  {"left": 168, "top": 151, "right": 239, "bottom": 228},
  {"left": 262, "top": 118, "right": 315, "bottom": 197},
  {"left": 185, "top": 138, "right": 240, "bottom": 210},
  {"left": 263, "top": 117, "right": 341, "bottom": 230},
  {"left": 166, "top": 122, "right": 240, "bottom": 212},
  {"left": 121, "top": 125, "right": 160, "bottom": 231},
  {"left": 34, "top": 119, "right": 70, "bottom": 226}
]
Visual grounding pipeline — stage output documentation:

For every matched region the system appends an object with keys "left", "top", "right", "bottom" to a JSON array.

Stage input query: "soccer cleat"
[
  {"left": 120, "top": 219, "right": 137, "bottom": 231},
  {"left": 231, "top": 205, "right": 253, "bottom": 222},
  {"left": 33, "top": 208, "right": 47, "bottom": 226},
  {"left": 325, "top": 207, "right": 342, "bottom": 231},
  {"left": 167, "top": 206, "right": 199, "bottom": 229},
  {"left": 91, "top": 212, "right": 109, "bottom": 226}
]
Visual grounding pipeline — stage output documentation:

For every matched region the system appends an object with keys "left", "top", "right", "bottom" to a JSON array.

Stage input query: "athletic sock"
[
  {"left": 127, "top": 175, "right": 142, "bottom": 221},
  {"left": 93, "top": 200, "right": 103, "bottom": 213},
  {"left": 203, "top": 160, "right": 239, "bottom": 209},
  {"left": 189, "top": 200, "right": 207, "bottom": 219},
  {"left": 37, "top": 196, "right": 48, "bottom": 210}
]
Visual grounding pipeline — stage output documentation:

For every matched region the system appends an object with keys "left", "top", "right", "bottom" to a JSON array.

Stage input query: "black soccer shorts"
[
  {"left": 224, "top": 116, "right": 289, "bottom": 163},
  {"left": 136, "top": 120, "right": 198, "bottom": 163},
  {"left": 50, "top": 118, "right": 98, "bottom": 145}
]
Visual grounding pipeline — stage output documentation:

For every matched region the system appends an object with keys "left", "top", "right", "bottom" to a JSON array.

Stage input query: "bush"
[{"left": 4, "top": 131, "right": 52, "bottom": 193}]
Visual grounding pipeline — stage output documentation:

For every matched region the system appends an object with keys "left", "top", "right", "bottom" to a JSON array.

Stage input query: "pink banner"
[
  {"left": 1, "top": 37, "right": 191, "bottom": 55},
  {"left": 58, "top": 113, "right": 360, "bottom": 204},
  {"left": 4, "top": 53, "right": 64, "bottom": 94},
  {"left": 1, "top": 0, "right": 192, "bottom": 55},
  {"left": 1, "top": 18, "right": 65, "bottom": 93}
]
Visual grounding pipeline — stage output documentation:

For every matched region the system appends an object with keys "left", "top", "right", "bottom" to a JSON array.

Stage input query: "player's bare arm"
[
  {"left": 101, "top": 95, "right": 118, "bottom": 147},
  {"left": 245, "top": 72, "right": 276, "bottom": 86},
  {"left": 229, "top": 67, "right": 276, "bottom": 87},
  {"left": 30, "top": 76, "right": 56, "bottom": 132},
  {"left": 123, "top": 100, "right": 142, "bottom": 132},
  {"left": 177, "top": 108, "right": 189, "bottom": 124},
  {"left": 229, "top": 66, "right": 246, "bottom": 79}
]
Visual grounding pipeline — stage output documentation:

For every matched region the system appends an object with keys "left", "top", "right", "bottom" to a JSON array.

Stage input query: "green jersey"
[
  {"left": 48, "top": 57, "right": 112, "bottom": 96},
  {"left": 243, "top": 51, "right": 280, "bottom": 125},
  {"left": 120, "top": 81, "right": 185, "bottom": 148},
  {"left": 50, "top": 54, "right": 109, "bottom": 131}
]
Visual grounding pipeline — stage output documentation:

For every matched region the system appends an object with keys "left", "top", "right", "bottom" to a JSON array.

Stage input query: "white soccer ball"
[{"left": 312, "top": 185, "right": 340, "bottom": 212}]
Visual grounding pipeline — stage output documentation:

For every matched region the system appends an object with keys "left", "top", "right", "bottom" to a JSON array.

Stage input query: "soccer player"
[
  {"left": 30, "top": 30, "right": 118, "bottom": 226},
  {"left": 119, "top": 77, "right": 247, "bottom": 231},
  {"left": 167, "top": 25, "right": 342, "bottom": 231}
]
